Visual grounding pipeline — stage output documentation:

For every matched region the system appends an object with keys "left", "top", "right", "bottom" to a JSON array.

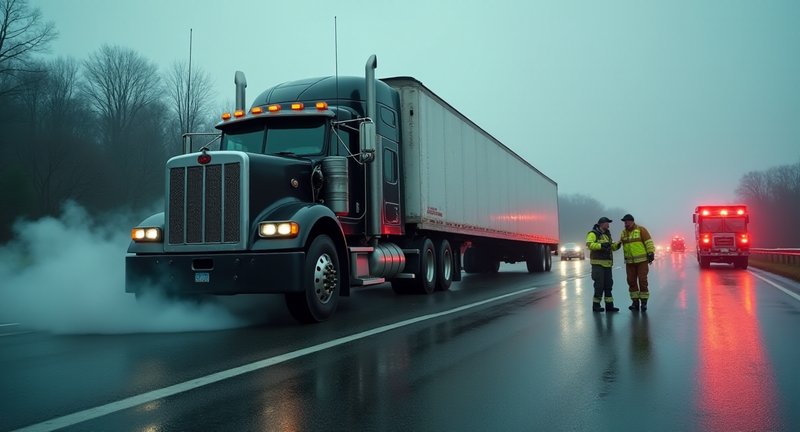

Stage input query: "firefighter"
[
  {"left": 586, "top": 217, "right": 621, "bottom": 312},
  {"left": 619, "top": 214, "right": 656, "bottom": 311}
]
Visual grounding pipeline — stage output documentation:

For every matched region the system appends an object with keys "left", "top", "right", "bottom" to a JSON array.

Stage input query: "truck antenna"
[
  {"left": 185, "top": 28, "right": 193, "bottom": 135},
  {"left": 334, "top": 16, "right": 339, "bottom": 119}
]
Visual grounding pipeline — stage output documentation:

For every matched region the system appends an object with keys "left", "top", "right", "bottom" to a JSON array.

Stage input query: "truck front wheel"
[{"left": 285, "top": 235, "right": 340, "bottom": 323}]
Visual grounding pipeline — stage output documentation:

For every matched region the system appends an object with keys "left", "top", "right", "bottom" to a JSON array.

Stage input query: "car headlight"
[
  {"left": 259, "top": 221, "right": 299, "bottom": 238},
  {"left": 573, "top": 247, "right": 580, "bottom": 252},
  {"left": 131, "top": 227, "right": 162, "bottom": 242},
  {"left": 560, "top": 247, "right": 566, "bottom": 253}
]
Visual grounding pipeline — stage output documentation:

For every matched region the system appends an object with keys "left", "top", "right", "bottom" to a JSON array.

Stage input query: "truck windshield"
[
  {"left": 700, "top": 217, "right": 747, "bottom": 233},
  {"left": 220, "top": 117, "right": 326, "bottom": 156}
]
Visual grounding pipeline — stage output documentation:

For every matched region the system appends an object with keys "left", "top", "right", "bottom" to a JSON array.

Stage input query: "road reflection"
[{"left": 696, "top": 270, "right": 782, "bottom": 431}]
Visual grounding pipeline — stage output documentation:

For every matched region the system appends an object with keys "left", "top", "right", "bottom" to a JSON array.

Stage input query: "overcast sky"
[{"left": 30, "top": 0, "right": 800, "bottom": 243}]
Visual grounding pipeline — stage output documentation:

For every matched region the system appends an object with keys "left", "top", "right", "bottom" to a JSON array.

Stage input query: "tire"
[
  {"left": 398, "top": 238, "right": 437, "bottom": 294},
  {"left": 544, "top": 246, "right": 553, "bottom": 271},
  {"left": 285, "top": 235, "right": 340, "bottom": 323},
  {"left": 734, "top": 257, "right": 749, "bottom": 270},
  {"left": 699, "top": 256, "right": 710, "bottom": 269},
  {"left": 526, "top": 244, "right": 544, "bottom": 273},
  {"left": 463, "top": 247, "right": 480, "bottom": 273},
  {"left": 435, "top": 239, "right": 453, "bottom": 291}
]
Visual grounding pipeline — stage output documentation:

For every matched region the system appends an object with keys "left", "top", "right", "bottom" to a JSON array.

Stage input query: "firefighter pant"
[
  {"left": 626, "top": 262, "right": 650, "bottom": 301},
  {"left": 591, "top": 265, "right": 615, "bottom": 305}
]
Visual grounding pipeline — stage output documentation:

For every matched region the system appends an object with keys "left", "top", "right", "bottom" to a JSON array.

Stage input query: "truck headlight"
[
  {"left": 131, "top": 227, "right": 162, "bottom": 242},
  {"left": 259, "top": 221, "right": 299, "bottom": 238}
]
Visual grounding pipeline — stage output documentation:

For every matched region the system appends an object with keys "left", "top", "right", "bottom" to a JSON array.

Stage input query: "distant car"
[
  {"left": 671, "top": 236, "right": 686, "bottom": 252},
  {"left": 560, "top": 242, "right": 585, "bottom": 260}
]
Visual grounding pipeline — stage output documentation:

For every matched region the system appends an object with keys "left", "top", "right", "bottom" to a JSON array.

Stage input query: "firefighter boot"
[
  {"left": 593, "top": 300, "right": 605, "bottom": 312},
  {"left": 628, "top": 299, "right": 640, "bottom": 310},
  {"left": 640, "top": 299, "right": 648, "bottom": 311},
  {"left": 605, "top": 302, "right": 620, "bottom": 312}
]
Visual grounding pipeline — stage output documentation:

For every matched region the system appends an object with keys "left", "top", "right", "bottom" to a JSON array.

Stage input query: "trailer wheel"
[
  {"left": 526, "top": 244, "right": 545, "bottom": 273},
  {"left": 544, "top": 246, "right": 552, "bottom": 271},
  {"left": 699, "top": 256, "right": 710, "bottom": 269},
  {"left": 285, "top": 234, "right": 340, "bottom": 323},
  {"left": 435, "top": 239, "right": 453, "bottom": 291},
  {"left": 734, "top": 257, "right": 749, "bottom": 270},
  {"left": 463, "top": 247, "right": 479, "bottom": 273}
]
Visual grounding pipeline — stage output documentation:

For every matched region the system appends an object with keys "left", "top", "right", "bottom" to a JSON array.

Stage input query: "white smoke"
[{"left": 0, "top": 202, "right": 249, "bottom": 334}]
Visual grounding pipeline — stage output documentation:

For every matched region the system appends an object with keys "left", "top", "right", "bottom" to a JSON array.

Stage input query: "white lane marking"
[
  {"left": 0, "top": 323, "right": 21, "bottom": 327},
  {"left": 750, "top": 270, "right": 800, "bottom": 302},
  {"left": 14, "top": 284, "right": 545, "bottom": 432}
]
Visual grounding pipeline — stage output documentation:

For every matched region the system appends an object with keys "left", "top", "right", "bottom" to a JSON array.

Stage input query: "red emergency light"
[{"left": 695, "top": 206, "right": 747, "bottom": 217}]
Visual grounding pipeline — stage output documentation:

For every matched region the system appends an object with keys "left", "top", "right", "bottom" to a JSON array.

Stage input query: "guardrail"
[{"left": 750, "top": 248, "right": 800, "bottom": 266}]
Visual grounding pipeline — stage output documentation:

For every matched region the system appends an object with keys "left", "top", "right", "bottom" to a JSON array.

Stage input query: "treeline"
[
  {"left": 0, "top": 0, "right": 218, "bottom": 241},
  {"left": 735, "top": 160, "right": 800, "bottom": 248},
  {"left": 558, "top": 194, "right": 627, "bottom": 244}
]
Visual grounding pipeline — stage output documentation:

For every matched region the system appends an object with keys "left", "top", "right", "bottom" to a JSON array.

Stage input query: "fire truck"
[{"left": 692, "top": 205, "right": 750, "bottom": 269}]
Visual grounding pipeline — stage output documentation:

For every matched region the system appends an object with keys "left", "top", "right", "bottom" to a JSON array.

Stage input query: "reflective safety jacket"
[
  {"left": 620, "top": 223, "right": 655, "bottom": 264},
  {"left": 586, "top": 226, "right": 620, "bottom": 268}
]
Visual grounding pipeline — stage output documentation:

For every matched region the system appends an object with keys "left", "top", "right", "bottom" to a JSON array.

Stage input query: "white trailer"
[{"left": 384, "top": 77, "right": 559, "bottom": 275}]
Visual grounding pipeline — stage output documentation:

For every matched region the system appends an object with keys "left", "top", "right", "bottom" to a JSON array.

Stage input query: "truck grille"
[
  {"left": 168, "top": 163, "right": 241, "bottom": 245},
  {"left": 713, "top": 235, "right": 734, "bottom": 248}
]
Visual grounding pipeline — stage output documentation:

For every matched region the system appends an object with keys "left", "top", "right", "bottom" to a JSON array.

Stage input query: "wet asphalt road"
[{"left": 2, "top": 253, "right": 800, "bottom": 431}]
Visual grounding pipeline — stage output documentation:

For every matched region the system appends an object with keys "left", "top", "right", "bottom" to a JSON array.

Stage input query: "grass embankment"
[{"left": 749, "top": 256, "right": 800, "bottom": 283}]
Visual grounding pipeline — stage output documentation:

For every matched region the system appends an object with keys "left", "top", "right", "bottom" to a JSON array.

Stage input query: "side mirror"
[
  {"left": 359, "top": 121, "right": 376, "bottom": 163},
  {"left": 692, "top": 214, "right": 697, "bottom": 223}
]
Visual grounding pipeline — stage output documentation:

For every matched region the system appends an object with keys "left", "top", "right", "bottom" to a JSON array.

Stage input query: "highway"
[{"left": 2, "top": 252, "right": 799, "bottom": 431}]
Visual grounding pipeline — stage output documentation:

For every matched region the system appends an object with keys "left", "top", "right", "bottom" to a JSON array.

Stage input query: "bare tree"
[
  {"left": 13, "top": 57, "right": 95, "bottom": 215},
  {"left": 82, "top": 45, "right": 161, "bottom": 146},
  {"left": 0, "top": 0, "right": 56, "bottom": 96},
  {"left": 166, "top": 59, "right": 215, "bottom": 152},
  {"left": 81, "top": 45, "right": 167, "bottom": 208},
  {"left": 736, "top": 160, "right": 800, "bottom": 247}
]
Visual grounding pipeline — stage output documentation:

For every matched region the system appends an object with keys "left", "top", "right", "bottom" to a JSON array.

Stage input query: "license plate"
[
  {"left": 720, "top": 248, "right": 729, "bottom": 253},
  {"left": 195, "top": 272, "right": 210, "bottom": 283}
]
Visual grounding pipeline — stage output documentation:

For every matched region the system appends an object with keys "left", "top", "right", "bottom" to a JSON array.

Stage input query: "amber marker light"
[
  {"left": 291, "top": 103, "right": 304, "bottom": 111},
  {"left": 251, "top": 106, "right": 264, "bottom": 114},
  {"left": 268, "top": 104, "right": 281, "bottom": 112},
  {"left": 221, "top": 112, "right": 232, "bottom": 120},
  {"left": 316, "top": 101, "right": 328, "bottom": 110},
  {"left": 233, "top": 110, "right": 245, "bottom": 118}
]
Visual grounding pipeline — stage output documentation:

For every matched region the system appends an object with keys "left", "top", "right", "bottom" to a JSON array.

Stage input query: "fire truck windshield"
[
  {"left": 699, "top": 217, "right": 747, "bottom": 233},
  {"left": 221, "top": 117, "right": 326, "bottom": 156}
]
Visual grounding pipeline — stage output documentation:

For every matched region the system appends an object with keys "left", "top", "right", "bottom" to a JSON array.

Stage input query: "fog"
[
  {"left": 0, "top": 202, "right": 253, "bottom": 334},
  {"left": 21, "top": 0, "right": 798, "bottom": 241}
]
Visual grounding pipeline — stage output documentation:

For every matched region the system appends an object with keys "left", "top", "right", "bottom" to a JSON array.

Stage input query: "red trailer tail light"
[
  {"left": 702, "top": 209, "right": 710, "bottom": 216},
  {"left": 740, "top": 234, "right": 749, "bottom": 244},
  {"left": 702, "top": 234, "right": 710, "bottom": 244},
  {"left": 720, "top": 209, "right": 728, "bottom": 216}
]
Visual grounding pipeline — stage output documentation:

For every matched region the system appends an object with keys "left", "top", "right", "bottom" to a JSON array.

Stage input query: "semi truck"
[
  {"left": 692, "top": 205, "right": 750, "bottom": 269},
  {"left": 126, "top": 55, "right": 560, "bottom": 322}
]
